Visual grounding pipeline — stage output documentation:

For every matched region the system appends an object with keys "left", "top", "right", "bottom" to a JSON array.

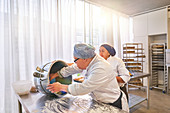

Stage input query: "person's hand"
[
  {"left": 46, "top": 82, "right": 68, "bottom": 93},
  {"left": 49, "top": 73, "right": 59, "bottom": 81},
  {"left": 47, "top": 82, "right": 62, "bottom": 93},
  {"left": 116, "top": 76, "right": 125, "bottom": 83}
]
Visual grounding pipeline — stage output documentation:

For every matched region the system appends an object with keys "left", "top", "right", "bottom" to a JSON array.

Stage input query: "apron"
[
  {"left": 120, "top": 84, "right": 129, "bottom": 102},
  {"left": 109, "top": 91, "right": 123, "bottom": 109}
]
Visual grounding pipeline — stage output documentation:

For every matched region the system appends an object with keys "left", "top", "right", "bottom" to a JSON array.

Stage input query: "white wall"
[{"left": 132, "top": 8, "right": 168, "bottom": 86}]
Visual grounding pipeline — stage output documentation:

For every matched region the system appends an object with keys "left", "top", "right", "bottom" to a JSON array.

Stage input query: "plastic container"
[{"left": 12, "top": 80, "right": 32, "bottom": 95}]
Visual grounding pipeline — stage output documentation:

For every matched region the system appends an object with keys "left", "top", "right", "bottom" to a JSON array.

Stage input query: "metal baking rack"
[{"left": 150, "top": 43, "right": 168, "bottom": 93}]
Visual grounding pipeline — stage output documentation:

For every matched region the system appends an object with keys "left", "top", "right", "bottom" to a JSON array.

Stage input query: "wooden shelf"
[
  {"left": 127, "top": 67, "right": 142, "bottom": 70},
  {"left": 123, "top": 51, "right": 135, "bottom": 53},
  {"left": 123, "top": 47, "right": 135, "bottom": 49},
  {"left": 125, "top": 63, "right": 142, "bottom": 66},
  {"left": 123, "top": 43, "right": 145, "bottom": 86}
]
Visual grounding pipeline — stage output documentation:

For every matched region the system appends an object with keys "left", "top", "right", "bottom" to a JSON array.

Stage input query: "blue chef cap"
[
  {"left": 101, "top": 44, "right": 116, "bottom": 56},
  {"left": 74, "top": 43, "right": 96, "bottom": 59}
]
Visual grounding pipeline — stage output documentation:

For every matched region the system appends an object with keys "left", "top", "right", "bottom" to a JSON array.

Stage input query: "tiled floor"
[{"left": 129, "top": 88, "right": 170, "bottom": 113}]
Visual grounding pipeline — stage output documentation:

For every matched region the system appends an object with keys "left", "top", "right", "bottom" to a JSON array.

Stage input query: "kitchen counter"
[{"left": 16, "top": 91, "right": 128, "bottom": 113}]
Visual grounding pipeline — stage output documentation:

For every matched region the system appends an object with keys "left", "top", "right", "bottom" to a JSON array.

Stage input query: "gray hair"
[{"left": 73, "top": 43, "right": 96, "bottom": 59}]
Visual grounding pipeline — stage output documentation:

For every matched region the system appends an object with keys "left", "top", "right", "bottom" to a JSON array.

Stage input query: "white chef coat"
[
  {"left": 59, "top": 54, "right": 129, "bottom": 112},
  {"left": 107, "top": 56, "right": 130, "bottom": 87}
]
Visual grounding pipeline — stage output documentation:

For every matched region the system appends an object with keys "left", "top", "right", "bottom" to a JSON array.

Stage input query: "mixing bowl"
[{"left": 33, "top": 60, "right": 72, "bottom": 97}]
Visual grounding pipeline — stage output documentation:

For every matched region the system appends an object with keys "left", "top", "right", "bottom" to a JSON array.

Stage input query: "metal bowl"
[{"left": 33, "top": 60, "right": 72, "bottom": 97}]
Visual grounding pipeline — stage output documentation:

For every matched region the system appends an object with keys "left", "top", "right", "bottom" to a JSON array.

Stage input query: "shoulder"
[
  {"left": 91, "top": 55, "right": 112, "bottom": 70},
  {"left": 107, "top": 56, "right": 122, "bottom": 62}
]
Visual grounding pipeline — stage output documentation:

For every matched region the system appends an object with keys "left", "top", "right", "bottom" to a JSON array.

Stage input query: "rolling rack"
[
  {"left": 150, "top": 43, "right": 168, "bottom": 93},
  {"left": 123, "top": 43, "right": 150, "bottom": 109},
  {"left": 123, "top": 43, "right": 145, "bottom": 73}
]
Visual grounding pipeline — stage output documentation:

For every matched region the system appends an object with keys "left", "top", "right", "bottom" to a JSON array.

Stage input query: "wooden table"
[
  {"left": 128, "top": 72, "right": 150, "bottom": 109},
  {"left": 16, "top": 92, "right": 128, "bottom": 113}
]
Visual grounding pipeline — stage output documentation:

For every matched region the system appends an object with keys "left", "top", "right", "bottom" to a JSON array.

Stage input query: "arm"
[
  {"left": 47, "top": 70, "right": 110, "bottom": 95},
  {"left": 49, "top": 64, "right": 83, "bottom": 81},
  {"left": 117, "top": 59, "right": 130, "bottom": 84},
  {"left": 59, "top": 64, "right": 83, "bottom": 77},
  {"left": 49, "top": 73, "right": 59, "bottom": 81},
  {"left": 48, "top": 67, "right": 114, "bottom": 95},
  {"left": 68, "top": 66, "right": 118, "bottom": 96}
]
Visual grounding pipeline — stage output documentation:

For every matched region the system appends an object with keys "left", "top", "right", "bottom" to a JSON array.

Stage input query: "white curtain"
[
  {"left": 113, "top": 13, "right": 133, "bottom": 58},
  {"left": 83, "top": 4, "right": 132, "bottom": 56},
  {"left": 0, "top": 0, "right": 79, "bottom": 112},
  {"left": 0, "top": 0, "right": 131, "bottom": 113}
]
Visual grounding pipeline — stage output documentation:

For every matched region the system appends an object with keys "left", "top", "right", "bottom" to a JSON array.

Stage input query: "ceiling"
[{"left": 87, "top": 0, "right": 170, "bottom": 16}]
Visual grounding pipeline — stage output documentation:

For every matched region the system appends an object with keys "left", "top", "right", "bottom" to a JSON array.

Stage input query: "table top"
[
  {"left": 16, "top": 92, "right": 127, "bottom": 113},
  {"left": 130, "top": 72, "right": 150, "bottom": 80}
]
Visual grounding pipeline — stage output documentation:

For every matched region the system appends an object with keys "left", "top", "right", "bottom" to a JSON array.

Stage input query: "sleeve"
[
  {"left": 117, "top": 59, "right": 131, "bottom": 83},
  {"left": 68, "top": 67, "right": 114, "bottom": 96},
  {"left": 59, "top": 64, "right": 83, "bottom": 78}
]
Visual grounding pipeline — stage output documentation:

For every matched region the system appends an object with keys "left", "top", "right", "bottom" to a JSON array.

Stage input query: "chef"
[
  {"left": 99, "top": 44, "right": 130, "bottom": 101},
  {"left": 47, "top": 43, "right": 129, "bottom": 112}
]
